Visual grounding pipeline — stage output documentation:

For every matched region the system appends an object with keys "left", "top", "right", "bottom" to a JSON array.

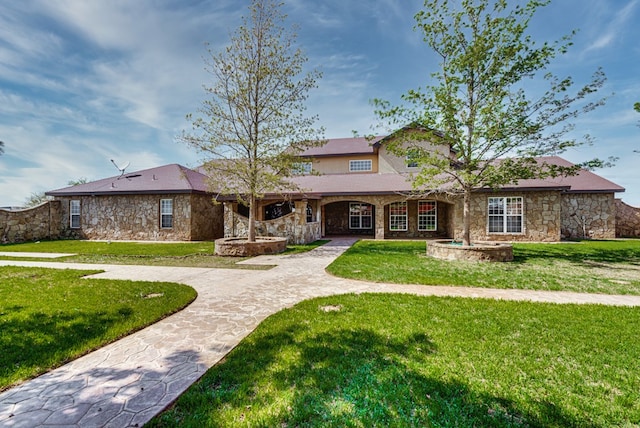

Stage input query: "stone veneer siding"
[
  {"left": 560, "top": 193, "right": 616, "bottom": 239},
  {"left": 55, "top": 194, "right": 223, "bottom": 241},
  {"left": 0, "top": 201, "right": 63, "bottom": 243},
  {"left": 224, "top": 201, "right": 321, "bottom": 244},
  {"left": 453, "top": 191, "right": 563, "bottom": 242},
  {"left": 615, "top": 199, "right": 640, "bottom": 238}
]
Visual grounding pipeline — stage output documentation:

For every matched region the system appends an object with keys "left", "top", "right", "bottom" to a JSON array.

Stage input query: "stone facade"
[
  {"left": 0, "top": 201, "right": 63, "bottom": 244},
  {"left": 54, "top": 194, "right": 223, "bottom": 241},
  {"left": 560, "top": 193, "right": 616, "bottom": 239},
  {"left": 224, "top": 201, "right": 322, "bottom": 244},
  {"left": 452, "top": 191, "right": 562, "bottom": 242},
  {"left": 615, "top": 199, "right": 640, "bottom": 238}
]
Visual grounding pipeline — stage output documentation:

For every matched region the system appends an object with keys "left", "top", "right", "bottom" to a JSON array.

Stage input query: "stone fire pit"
[
  {"left": 427, "top": 239, "right": 513, "bottom": 262},
  {"left": 215, "top": 236, "right": 287, "bottom": 257}
]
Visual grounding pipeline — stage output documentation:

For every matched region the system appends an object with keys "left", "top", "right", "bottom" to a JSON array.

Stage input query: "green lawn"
[
  {"left": 148, "top": 294, "right": 640, "bottom": 427},
  {"left": 0, "top": 239, "right": 328, "bottom": 268},
  {"left": 326, "top": 240, "right": 640, "bottom": 295},
  {"left": 0, "top": 266, "right": 196, "bottom": 391}
]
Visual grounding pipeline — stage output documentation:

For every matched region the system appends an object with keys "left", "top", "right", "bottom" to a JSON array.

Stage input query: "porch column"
[
  {"left": 375, "top": 203, "right": 385, "bottom": 240},
  {"left": 293, "top": 200, "right": 308, "bottom": 244},
  {"left": 223, "top": 202, "right": 234, "bottom": 237}
]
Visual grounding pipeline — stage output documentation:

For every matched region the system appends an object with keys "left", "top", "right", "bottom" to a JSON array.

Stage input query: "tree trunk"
[
  {"left": 462, "top": 189, "right": 471, "bottom": 246},
  {"left": 248, "top": 194, "right": 256, "bottom": 242}
]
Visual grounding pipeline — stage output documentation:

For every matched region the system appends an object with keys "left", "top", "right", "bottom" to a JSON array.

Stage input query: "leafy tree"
[
  {"left": 373, "top": 0, "right": 609, "bottom": 246},
  {"left": 182, "top": 0, "right": 324, "bottom": 242},
  {"left": 635, "top": 102, "right": 640, "bottom": 114},
  {"left": 68, "top": 177, "right": 88, "bottom": 186}
]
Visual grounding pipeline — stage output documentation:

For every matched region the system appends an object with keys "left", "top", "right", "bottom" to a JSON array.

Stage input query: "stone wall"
[
  {"left": 615, "top": 199, "right": 640, "bottom": 238},
  {"left": 224, "top": 201, "right": 322, "bottom": 244},
  {"left": 54, "top": 194, "right": 222, "bottom": 241},
  {"left": 453, "top": 191, "right": 562, "bottom": 242},
  {"left": 560, "top": 193, "right": 616, "bottom": 239},
  {"left": 0, "top": 201, "right": 62, "bottom": 243}
]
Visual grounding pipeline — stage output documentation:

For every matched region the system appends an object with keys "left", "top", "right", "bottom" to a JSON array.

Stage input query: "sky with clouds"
[{"left": 0, "top": 0, "right": 639, "bottom": 207}]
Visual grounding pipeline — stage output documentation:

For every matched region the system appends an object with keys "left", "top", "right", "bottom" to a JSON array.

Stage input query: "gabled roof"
[
  {"left": 300, "top": 136, "right": 385, "bottom": 157},
  {"left": 46, "top": 164, "right": 209, "bottom": 196}
]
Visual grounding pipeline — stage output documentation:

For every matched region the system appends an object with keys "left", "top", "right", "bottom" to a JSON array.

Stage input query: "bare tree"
[{"left": 182, "top": 0, "right": 324, "bottom": 242}]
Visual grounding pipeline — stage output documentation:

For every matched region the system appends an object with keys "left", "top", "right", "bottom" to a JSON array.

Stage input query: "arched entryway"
[{"left": 322, "top": 200, "right": 375, "bottom": 237}]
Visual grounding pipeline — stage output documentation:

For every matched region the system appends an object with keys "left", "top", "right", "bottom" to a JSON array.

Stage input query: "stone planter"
[
  {"left": 214, "top": 236, "right": 287, "bottom": 257},
  {"left": 427, "top": 239, "right": 513, "bottom": 262}
]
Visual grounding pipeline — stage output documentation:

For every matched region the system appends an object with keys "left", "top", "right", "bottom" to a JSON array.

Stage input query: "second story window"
[
  {"left": 293, "top": 162, "right": 312, "bottom": 175},
  {"left": 349, "top": 159, "right": 372, "bottom": 172}
]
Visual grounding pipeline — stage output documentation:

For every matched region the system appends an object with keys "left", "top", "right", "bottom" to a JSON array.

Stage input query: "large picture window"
[
  {"left": 349, "top": 202, "right": 372, "bottom": 229},
  {"left": 70, "top": 200, "right": 80, "bottom": 229},
  {"left": 389, "top": 201, "right": 408, "bottom": 231},
  {"left": 160, "top": 199, "right": 173, "bottom": 229},
  {"left": 349, "top": 159, "right": 372, "bottom": 172},
  {"left": 418, "top": 200, "right": 437, "bottom": 231},
  {"left": 488, "top": 197, "right": 523, "bottom": 233}
]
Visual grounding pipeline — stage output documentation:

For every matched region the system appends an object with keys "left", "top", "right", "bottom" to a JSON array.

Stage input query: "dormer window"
[{"left": 349, "top": 159, "right": 372, "bottom": 172}]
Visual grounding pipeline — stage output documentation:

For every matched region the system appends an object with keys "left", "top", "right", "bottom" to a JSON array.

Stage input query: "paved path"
[{"left": 1, "top": 237, "right": 640, "bottom": 427}]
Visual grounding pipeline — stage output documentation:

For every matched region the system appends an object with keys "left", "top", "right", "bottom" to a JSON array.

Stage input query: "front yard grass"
[
  {"left": 0, "top": 239, "right": 328, "bottom": 268},
  {"left": 149, "top": 294, "right": 640, "bottom": 427},
  {"left": 326, "top": 239, "right": 640, "bottom": 295},
  {"left": 0, "top": 266, "right": 196, "bottom": 391}
]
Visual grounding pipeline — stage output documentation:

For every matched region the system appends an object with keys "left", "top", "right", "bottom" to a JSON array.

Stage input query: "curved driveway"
[{"left": 1, "top": 237, "right": 640, "bottom": 427}]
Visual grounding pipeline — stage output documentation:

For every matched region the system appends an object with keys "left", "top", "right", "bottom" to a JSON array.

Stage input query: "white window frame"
[
  {"left": 488, "top": 197, "right": 523, "bottom": 234},
  {"left": 389, "top": 201, "right": 408, "bottom": 231},
  {"left": 406, "top": 148, "right": 419, "bottom": 168},
  {"left": 349, "top": 202, "right": 373, "bottom": 229},
  {"left": 293, "top": 161, "right": 312, "bottom": 175},
  {"left": 418, "top": 200, "right": 437, "bottom": 231},
  {"left": 160, "top": 199, "right": 173, "bottom": 229},
  {"left": 70, "top": 200, "right": 80, "bottom": 229},
  {"left": 349, "top": 159, "right": 372, "bottom": 172}
]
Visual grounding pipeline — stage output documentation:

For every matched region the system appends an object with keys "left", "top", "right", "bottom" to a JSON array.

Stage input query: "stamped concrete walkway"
[{"left": 2, "top": 237, "right": 640, "bottom": 427}]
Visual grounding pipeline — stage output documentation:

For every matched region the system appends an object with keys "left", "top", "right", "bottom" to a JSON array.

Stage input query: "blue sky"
[{"left": 0, "top": 0, "right": 639, "bottom": 207}]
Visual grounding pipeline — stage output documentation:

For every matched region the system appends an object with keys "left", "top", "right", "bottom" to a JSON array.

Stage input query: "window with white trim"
[
  {"left": 389, "top": 201, "right": 408, "bottom": 231},
  {"left": 70, "top": 200, "right": 80, "bottom": 229},
  {"left": 349, "top": 159, "right": 372, "bottom": 172},
  {"left": 349, "top": 202, "right": 372, "bottom": 229},
  {"left": 418, "top": 200, "right": 437, "bottom": 231},
  {"left": 293, "top": 162, "right": 312, "bottom": 175},
  {"left": 406, "top": 148, "right": 419, "bottom": 168},
  {"left": 160, "top": 199, "right": 173, "bottom": 229},
  {"left": 488, "top": 197, "right": 523, "bottom": 233}
]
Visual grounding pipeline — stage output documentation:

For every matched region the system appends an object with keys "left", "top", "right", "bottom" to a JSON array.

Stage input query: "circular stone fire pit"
[
  {"left": 427, "top": 239, "right": 513, "bottom": 262},
  {"left": 214, "top": 236, "right": 287, "bottom": 257}
]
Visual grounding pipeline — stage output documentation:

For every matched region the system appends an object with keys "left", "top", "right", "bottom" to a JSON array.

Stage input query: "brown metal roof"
[
  {"left": 300, "top": 136, "right": 385, "bottom": 157},
  {"left": 46, "top": 155, "right": 623, "bottom": 199},
  {"left": 46, "top": 164, "right": 209, "bottom": 196}
]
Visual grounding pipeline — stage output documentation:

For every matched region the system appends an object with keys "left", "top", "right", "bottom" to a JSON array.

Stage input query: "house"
[
  {"left": 46, "top": 133, "right": 624, "bottom": 243},
  {"left": 46, "top": 164, "right": 223, "bottom": 241}
]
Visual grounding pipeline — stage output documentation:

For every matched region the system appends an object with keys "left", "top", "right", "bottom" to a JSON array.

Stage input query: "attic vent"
[
  {"left": 111, "top": 182, "right": 116, "bottom": 188},
  {"left": 152, "top": 174, "right": 157, "bottom": 181}
]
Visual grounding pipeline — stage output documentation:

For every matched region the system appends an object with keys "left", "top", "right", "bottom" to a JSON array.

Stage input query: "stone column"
[
  {"left": 223, "top": 202, "right": 234, "bottom": 237},
  {"left": 294, "top": 200, "right": 308, "bottom": 244},
  {"left": 375, "top": 203, "right": 385, "bottom": 240}
]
